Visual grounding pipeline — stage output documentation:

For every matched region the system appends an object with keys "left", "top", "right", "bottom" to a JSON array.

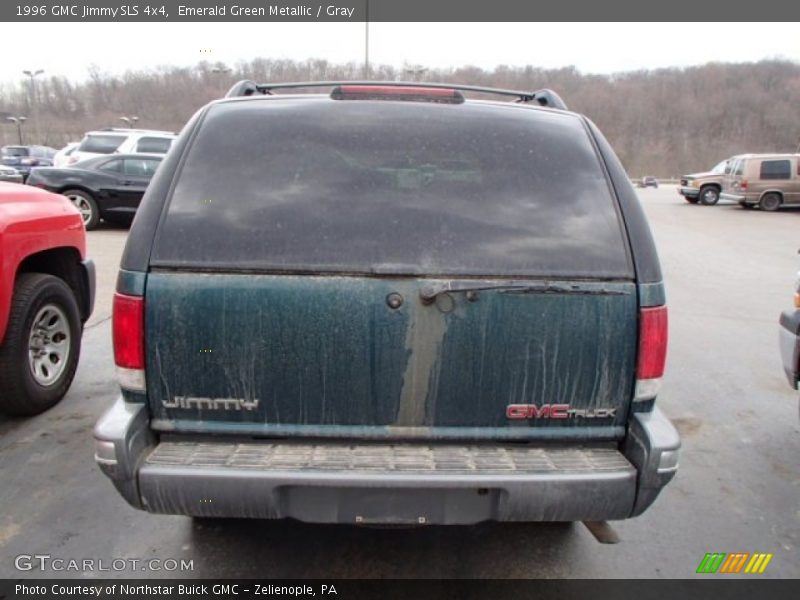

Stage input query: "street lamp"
[
  {"left": 6, "top": 116, "right": 28, "bottom": 144},
  {"left": 403, "top": 65, "right": 428, "bottom": 81},
  {"left": 211, "top": 66, "right": 232, "bottom": 93},
  {"left": 119, "top": 116, "right": 139, "bottom": 128},
  {"left": 22, "top": 69, "right": 44, "bottom": 107}
]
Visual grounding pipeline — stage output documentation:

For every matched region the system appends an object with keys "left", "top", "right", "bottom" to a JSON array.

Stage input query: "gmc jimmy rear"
[{"left": 95, "top": 81, "right": 680, "bottom": 524}]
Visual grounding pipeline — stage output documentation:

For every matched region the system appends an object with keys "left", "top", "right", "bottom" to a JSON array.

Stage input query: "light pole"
[
  {"left": 364, "top": 0, "right": 370, "bottom": 78},
  {"left": 6, "top": 116, "right": 28, "bottom": 144},
  {"left": 211, "top": 66, "right": 232, "bottom": 93},
  {"left": 22, "top": 69, "right": 44, "bottom": 108},
  {"left": 403, "top": 65, "right": 427, "bottom": 81},
  {"left": 119, "top": 116, "right": 139, "bottom": 128}
]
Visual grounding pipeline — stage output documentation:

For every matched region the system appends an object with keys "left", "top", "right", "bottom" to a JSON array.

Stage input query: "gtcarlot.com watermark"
[{"left": 14, "top": 554, "right": 194, "bottom": 573}]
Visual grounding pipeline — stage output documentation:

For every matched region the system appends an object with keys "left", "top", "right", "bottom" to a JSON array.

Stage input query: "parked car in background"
[
  {"left": 779, "top": 259, "right": 800, "bottom": 415},
  {"left": 0, "top": 165, "right": 23, "bottom": 184},
  {"left": 26, "top": 154, "right": 163, "bottom": 230},
  {"left": 1, "top": 145, "right": 57, "bottom": 181},
  {"left": 721, "top": 153, "right": 800, "bottom": 211},
  {"left": 95, "top": 81, "right": 679, "bottom": 525},
  {"left": 638, "top": 176, "right": 658, "bottom": 188},
  {"left": 678, "top": 158, "right": 730, "bottom": 205},
  {"left": 53, "top": 142, "right": 80, "bottom": 167},
  {"left": 69, "top": 129, "right": 176, "bottom": 164},
  {"left": 0, "top": 182, "right": 94, "bottom": 416}
]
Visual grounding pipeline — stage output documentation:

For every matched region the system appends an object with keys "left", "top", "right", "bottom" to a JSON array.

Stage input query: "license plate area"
[{"left": 280, "top": 486, "right": 500, "bottom": 525}]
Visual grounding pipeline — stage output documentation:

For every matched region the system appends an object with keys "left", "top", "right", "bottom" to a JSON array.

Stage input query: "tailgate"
[{"left": 146, "top": 272, "right": 637, "bottom": 440}]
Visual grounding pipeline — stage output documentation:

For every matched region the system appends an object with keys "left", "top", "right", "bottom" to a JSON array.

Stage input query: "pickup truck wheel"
[
  {"left": 0, "top": 273, "right": 82, "bottom": 416},
  {"left": 63, "top": 189, "right": 99, "bottom": 230},
  {"left": 699, "top": 186, "right": 720, "bottom": 205},
  {"left": 759, "top": 193, "right": 782, "bottom": 212}
]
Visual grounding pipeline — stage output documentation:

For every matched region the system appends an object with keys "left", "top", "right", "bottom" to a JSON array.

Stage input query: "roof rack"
[{"left": 224, "top": 80, "right": 568, "bottom": 110}]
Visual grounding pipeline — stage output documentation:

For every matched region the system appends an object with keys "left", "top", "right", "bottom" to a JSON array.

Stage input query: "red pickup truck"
[{"left": 0, "top": 182, "right": 94, "bottom": 416}]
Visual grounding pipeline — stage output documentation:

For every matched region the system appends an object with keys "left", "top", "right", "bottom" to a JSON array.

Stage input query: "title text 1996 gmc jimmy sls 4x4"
[
  {"left": 0, "top": 182, "right": 94, "bottom": 416},
  {"left": 95, "top": 82, "right": 680, "bottom": 525}
]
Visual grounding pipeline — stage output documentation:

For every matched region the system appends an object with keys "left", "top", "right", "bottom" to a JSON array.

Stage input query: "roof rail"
[{"left": 224, "top": 80, "right": 568, "bottom": 110}]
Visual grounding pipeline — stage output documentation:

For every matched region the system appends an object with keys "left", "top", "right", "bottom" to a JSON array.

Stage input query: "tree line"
[{"left": 1, "top": 58, "right": 798, "bottom": 176}]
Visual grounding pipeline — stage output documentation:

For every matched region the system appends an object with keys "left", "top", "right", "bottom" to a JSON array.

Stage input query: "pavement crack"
[{"left": 86, "top": 315, "right": 111, "bottom": 330}]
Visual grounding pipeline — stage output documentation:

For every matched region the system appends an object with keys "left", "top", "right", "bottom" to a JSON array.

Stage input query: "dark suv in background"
[
  {"left": 95, "top": 81, "right": 679, "bottom": 525},
  {"left": 0, "top": 145, "right": 57, "bottom": 181}
]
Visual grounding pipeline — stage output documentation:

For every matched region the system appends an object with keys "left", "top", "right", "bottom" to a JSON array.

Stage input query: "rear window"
[
  {"left": 135, "top": 136, "right": 172, "bottom": 154},
  {"left": 1, "top": 146, "right": 28, "bottom": 157},
  {"left": 152, "top": 99, "right": 632, "bottom": 278},
  {"left": 123, "top": 158, "right": 161, "bottom": 177},
  {"left": 78, "top": 134, "right": 125, "bottom": 154},
  {"left": 759, "top": 159, "right": 791, "bottom": 180}
]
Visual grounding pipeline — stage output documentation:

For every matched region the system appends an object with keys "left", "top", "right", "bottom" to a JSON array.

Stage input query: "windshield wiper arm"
[{"left": 419, "top": 281, "right": 626, "bottom": 304}]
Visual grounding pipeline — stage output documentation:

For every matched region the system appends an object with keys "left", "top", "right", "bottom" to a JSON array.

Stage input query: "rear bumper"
[
  {"left": 94, "top": 399, "right": 680, "bottom": 523},
  {"left": 779, "top": 310, "right": 800, "bottom": 391}
]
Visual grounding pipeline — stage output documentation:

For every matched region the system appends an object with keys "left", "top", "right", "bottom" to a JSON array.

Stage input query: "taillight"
[
  {"left": 635, "top": 305, "right": 668, "bottom": 402},
  {"left": 740, "top": 179, "right": 748, "bottom": 190},
  {"left": 113, "top": 293, "right": 145, "bottom": 391}
]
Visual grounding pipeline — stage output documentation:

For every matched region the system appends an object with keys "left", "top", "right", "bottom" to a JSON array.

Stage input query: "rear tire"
[
  {"left": 63, "top": 189, "right": 100, "bottom": 230},
  {"left": 699, "top": 186, "right": 720, "bottom": 206},
  {"left": 759, "top": 193, "right": 782, "bottom": 212},
  {"left": 0, "top": 274, "right": 82, "bottom": 416}
]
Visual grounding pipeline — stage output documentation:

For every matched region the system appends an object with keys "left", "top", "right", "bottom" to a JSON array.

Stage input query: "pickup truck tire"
[
  {"left": 759, "top": 193, "right": 782, "bottom": 212},
  {"left": 63, "top": 189, "right": 100, "bottom": 230},
  {"left": 699, "top": 186, "right": 720, "bottom": 205},
  {"left": 0, "top": 273, "right": 82, "bottom": 416}
]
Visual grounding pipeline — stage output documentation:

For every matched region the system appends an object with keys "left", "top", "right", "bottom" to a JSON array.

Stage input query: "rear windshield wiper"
[{"left": 419, "top": 281, "right": 627, "bottom": 304}]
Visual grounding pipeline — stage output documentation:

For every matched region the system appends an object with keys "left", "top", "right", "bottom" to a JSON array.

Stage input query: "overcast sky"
[{"left": 1, "top": 22, "right": 799, "bottom": 83}]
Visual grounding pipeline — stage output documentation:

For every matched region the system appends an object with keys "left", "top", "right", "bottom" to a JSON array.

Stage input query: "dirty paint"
[
  {"left": 395, "top": 292, "right": 449, "bottom": 426},
  {"left": 145, "top": 272, "right": 638, "bottom": 440}
]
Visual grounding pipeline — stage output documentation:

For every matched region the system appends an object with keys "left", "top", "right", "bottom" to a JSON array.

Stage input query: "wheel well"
[
  {"left": 759, "top": 190, "right": 784, "bottom": 202},
  {"left": 16, "top": 247, "right": 90, "bottom": 322},
  {"left": 58, "top": 185, "right": 95, "bottom": 198},
  {"left": 699, "top": 183, "right": 721, "bottom": 191}
]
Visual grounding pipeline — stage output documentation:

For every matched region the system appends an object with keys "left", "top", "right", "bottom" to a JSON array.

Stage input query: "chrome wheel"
[
  {"left": 759, "top": 193, "right": 781, "bottom": 212},
  {"left": 700, "top": 187, "right": 719, "bottom": 205},
  {"left": 65, "top": 193, "right": 93, "bottom": 224},
  {"left": 27, "top": 303, "right": 71, "bottom": 387}
]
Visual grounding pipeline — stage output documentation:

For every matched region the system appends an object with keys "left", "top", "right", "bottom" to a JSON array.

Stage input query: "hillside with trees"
[{"left": 1, "top": 58, "right": 798, "bottom": 177}]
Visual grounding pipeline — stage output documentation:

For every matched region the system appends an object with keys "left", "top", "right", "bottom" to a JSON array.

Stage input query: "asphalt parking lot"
[{"left": 0, "top": 186, "right": 798, "bottom": 578}]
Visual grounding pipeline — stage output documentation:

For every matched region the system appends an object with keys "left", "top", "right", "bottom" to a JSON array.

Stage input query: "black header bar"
[{"left": 1, "top": 0, "right": 799, "bottom": 22}]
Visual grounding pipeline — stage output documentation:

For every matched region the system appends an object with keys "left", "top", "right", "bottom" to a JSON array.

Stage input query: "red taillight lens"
[
  {"left": 740, "top": 179, "right": 748, "bottom": 189},
  {"left": 113, "top": 293, "right": 144, "bottom": 369},
  {"left": 637, "top": 306, "right": 668, "bottom": 379}
]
